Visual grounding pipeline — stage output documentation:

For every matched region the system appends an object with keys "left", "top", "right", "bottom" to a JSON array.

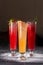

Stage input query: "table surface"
[{"left": 0, "top": 47, "right": 43, "bottom": 65}]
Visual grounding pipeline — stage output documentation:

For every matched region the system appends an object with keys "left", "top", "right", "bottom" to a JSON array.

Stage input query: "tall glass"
[
  {"left": 27, "top": 22, "right": 37, "bottom": 56},
  {"left": 9, "top": 20, "right": 17, "bottom": 56},
  {"left": 18, "top": 21, "right": 27, "bottom": 60}
]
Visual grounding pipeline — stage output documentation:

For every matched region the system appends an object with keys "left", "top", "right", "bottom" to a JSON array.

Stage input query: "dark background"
[{"left": 0, "top": 0, "right": 43, "bottom": 48}]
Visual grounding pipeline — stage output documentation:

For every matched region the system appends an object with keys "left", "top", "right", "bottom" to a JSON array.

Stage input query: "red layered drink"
[
  {"left": 9, "top": 19, "right": 17, "bottom": 56},
  {"left": 27, "top": 22, "right": 36, "bottom": 56}
]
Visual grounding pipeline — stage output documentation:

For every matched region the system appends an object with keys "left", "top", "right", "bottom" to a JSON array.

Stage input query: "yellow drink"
[{"left": 18, "top": 21, "right": 27, "bottom": 54}]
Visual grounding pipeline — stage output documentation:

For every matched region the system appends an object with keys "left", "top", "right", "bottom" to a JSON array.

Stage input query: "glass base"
[
  {"left": 18, "top": 53, "right": 26, "bottom": 60},
  {"left": 11, "top": 51, "right": 16, "bottom": 56},
  {"left": 28, "top": 50, "right": 34, "bottom": 57},
  {"left": 29, "top": 51, "right": 34, "bottom": 57}
]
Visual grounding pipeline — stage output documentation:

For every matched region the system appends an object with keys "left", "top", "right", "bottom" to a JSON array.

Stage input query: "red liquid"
[
  {"left": 9, "top": 22, "right": 17, "bottom": 51},
  {"left": 28, "top": 22, "right": 36, "bottom": 51}
]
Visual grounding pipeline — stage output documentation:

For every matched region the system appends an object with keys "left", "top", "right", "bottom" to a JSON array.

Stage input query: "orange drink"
[{"left": 18, "top": 21, "right": 27, "bottom": 54}]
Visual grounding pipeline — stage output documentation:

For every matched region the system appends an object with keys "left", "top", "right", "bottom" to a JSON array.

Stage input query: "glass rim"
[
  {"left": 9, "top": 21, "right": 17, "bottom": 25},
  {"left": 27, "top": 21, "right": 37, "bottom": 24}
]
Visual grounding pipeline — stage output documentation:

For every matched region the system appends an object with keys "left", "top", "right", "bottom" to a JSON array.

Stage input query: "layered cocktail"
[
  {"left": 9, "top": 19, "right": 17, "bottom": 56},
  {"left": 27, "top": 22, "right": 37, "bottom": 56},
  {"left": 18, "top": 21, "right": 27, "bottom": 59}
]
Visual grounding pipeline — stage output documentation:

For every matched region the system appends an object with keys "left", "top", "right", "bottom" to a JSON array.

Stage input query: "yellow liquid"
[{"left": 18, "top": 21, "right": 27, "bottom": 53}]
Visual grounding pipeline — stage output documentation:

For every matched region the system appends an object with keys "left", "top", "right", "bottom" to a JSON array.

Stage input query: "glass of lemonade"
[
  {"left": 27, "top": 21, "right": 37, "bottom": 56},
  {"left": 9, "top": 19, "right": 17, "bottom": 56},
  {"left": 18, "top": 21, "right": 27, "bottom": 60}
]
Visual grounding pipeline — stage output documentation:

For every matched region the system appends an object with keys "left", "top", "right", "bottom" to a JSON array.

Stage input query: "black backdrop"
[{"left": 0, "top": 0, "right": 43, "bottom": 47}]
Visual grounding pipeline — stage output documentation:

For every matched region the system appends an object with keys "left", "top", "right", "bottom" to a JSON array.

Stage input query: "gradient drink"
[
  {"left": 28, "top": 22, "right": 36, "bottom": 51},
  {"left": 18, "top": 21, "right": 27, "bottom": 54},
  {"left": 9, "top": 20, "right": 17, "bottom": 53}
]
